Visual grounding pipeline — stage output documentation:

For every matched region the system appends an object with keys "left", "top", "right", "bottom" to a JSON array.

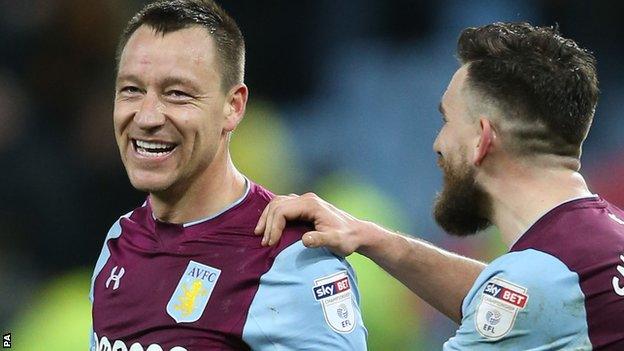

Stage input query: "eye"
[
  {"left": 166, "top": 90, "right": 192, "bottom": 99},
  {"left": 119, "top": 86, "right": 142, "bottom": 95}
]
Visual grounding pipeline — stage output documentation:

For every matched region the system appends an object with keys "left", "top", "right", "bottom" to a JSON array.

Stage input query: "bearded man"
[{"left": 255, "top": 22, "right": 624, "bottom": 350}]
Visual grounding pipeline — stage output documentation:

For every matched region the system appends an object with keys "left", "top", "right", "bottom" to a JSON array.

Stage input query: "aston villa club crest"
[
  {"left": 167, "top": 260, "right": 222, "bottom": 323},
  {"left": 313, "top": 271, "right": 356, "bottom": 333}
]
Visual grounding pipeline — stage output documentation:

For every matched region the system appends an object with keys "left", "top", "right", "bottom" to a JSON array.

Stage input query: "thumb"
[
  {"left": 302, "top": 230, "right": 348, "bottom": 256},
  {"left": 302, "top": 231, "right": 325, "bottom": 248}
]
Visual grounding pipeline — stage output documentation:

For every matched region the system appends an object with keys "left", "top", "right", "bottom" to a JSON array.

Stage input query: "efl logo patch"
[
  {"left": 475, "top": 278, "right": 529, "bottom": 339},
  {"left": 166, "top": 260, "right": 221, "bottom": 323},
  {"left": 312, "top": 271, "right": 356, "bottom": 333}
]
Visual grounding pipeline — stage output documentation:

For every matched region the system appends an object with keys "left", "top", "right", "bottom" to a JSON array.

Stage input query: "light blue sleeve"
[
  {"left": 89, "top": 216, "right": 127, "bottom": 351},
  {"left": 443, "top": 249, "right": 592, "bottom": 351},
  {"left": 242, "top": 241, "right": 368, "bottom": 350}
]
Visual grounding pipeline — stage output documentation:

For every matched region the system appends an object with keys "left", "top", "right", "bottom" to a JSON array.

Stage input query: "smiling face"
[
  {"left": 432, "top": 65, "right": 492, "bottom": 236},
  {"left": 114, "top": 25, "right": 232, "bottom": 195}
]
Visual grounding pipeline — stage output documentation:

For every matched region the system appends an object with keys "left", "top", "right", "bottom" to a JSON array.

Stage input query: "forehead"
[
  {"left": 117, "top": 25, "right": 219, "bottom": 82},
  {"left": 441, "top": 65, "right": 469, "bottom": 107}
]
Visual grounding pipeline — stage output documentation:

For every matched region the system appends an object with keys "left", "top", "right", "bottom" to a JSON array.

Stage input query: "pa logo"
[{"left": 3, "top": 333, "right": 11, "bottom": 348}]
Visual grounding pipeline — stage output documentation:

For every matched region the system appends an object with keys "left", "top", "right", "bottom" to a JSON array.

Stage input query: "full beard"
[{"left": 433, "top": 156, "right": 492, "bottom": 236}]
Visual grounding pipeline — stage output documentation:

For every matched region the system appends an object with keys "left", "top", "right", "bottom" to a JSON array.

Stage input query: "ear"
[
  {"left": 222, "top": 83, "right": 249, "bottom": 132},
  {"left": 474, "top": 118, "right": 495, "bottom": 166}
]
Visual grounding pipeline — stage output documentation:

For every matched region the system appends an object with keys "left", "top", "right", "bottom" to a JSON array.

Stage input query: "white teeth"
[
  {"left": 136, "top": 147, "right": 172, "bottom": 158},
  {"left": 136, "top": 139, "right": 175, "bottom": 150},
  {"left": 133, "top": 139, "right": 176, "bottom": 158}
]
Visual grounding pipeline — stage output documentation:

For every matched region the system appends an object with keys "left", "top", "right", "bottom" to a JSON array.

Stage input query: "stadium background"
[{"left": 2, "top": 0, "right": 624, "bottom": 349}]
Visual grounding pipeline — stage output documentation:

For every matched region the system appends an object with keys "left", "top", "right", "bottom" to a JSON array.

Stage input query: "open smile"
[{"left": 132, "top": 139, "right": 179, "bottom": 158}]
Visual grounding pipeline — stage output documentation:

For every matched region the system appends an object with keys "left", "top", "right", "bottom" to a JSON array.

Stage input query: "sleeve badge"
[
  {"left": 475, "top": 277, "right": 529, "bottom": 339},
  {"left": 312, "top": 271, "right": 357, "bottom": 333}
]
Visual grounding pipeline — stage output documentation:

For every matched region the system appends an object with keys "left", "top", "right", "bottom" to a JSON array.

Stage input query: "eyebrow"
[
  {"left": 115, "top": 73, "right": 141, "bottom": 86},
  {"left": 116, "top": 74, "right": 202, "bottom": 94}
]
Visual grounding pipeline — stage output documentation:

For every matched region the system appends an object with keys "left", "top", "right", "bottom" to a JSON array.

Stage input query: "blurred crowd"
[{"left": 2, "top": 0, "right": 624, "bottom": 349}]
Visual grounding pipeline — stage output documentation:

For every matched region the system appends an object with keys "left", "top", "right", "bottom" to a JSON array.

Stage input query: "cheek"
[
  {"left": 113, "top": 103, "right": 132, "bottom": 135},
  {"left": 173, "top": 104, "right": 224, "bottom": 145}
]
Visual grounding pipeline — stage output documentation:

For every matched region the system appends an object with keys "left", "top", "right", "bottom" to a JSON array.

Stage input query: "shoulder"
[
  {"left": 248, "top": 181, "right": 275, "bottom": 205},
  {"left": 512, "top": 197, "right": 624, "bottom": 270},
  {"left": 243, "top": 241, "right": 367, "bottom": 349},
  {"left": 89, "top": 209, "right": 136, "bottom": 303},
  {"left": 445, "top": 249, "right": 591, "bottom": 350},
  {"left": 247, "top": 182, "right": 318, "bottom": 256}
]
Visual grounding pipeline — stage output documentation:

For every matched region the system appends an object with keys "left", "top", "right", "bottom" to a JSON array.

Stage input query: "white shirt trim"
[
  {"left": 182, "top": 178, "right": 251, "bottom": 228},
  {"left": 149, "top": 178, "right": 251, "bottom": 227}
]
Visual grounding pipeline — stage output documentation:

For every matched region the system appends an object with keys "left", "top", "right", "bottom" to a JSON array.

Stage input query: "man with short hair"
[
  {"left": 89, "top": 1, "right": 367, "bottom": 350},
  {"left": 256, "top": 22, "right": 624, "bottom": 349}
]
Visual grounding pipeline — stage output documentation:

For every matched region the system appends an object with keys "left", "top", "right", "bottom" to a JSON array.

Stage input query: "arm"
[
  {"left": 444, "top": 250, "right": 592, "bottom": 350},
  {"left": 357, "top": 221, "right": 485, "bottom": 323},
  {"left": 255, "top": 193, "right": 485, "bottom": 323}
]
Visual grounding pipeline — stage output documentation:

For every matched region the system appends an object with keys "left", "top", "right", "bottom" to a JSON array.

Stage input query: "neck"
[
  {"left": 484, "top": 161, "right": 592, "bottom": 247},
  {"left": 149, "top": 147, "right": 246, "bottom": 224}
]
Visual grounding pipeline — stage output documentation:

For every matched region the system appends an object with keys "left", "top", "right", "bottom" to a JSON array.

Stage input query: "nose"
[
  {"left": 134, "top": 91, "right": 166, "bottom": 129},
  {"left": 433, "top": 132, "right": 441, "bottom": 154}
]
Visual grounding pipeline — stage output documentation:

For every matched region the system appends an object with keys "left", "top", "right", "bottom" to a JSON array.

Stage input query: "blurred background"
[{"left": 2, "top": 0, "right": 624, "bottom": 349}]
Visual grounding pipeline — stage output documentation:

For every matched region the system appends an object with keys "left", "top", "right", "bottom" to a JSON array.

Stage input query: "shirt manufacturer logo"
[
  {"left": 105, "top": 266, "right": 125, "bottom": 291},
  {"left": 166, "top": 260, "right": 221, "bottom": 323}
]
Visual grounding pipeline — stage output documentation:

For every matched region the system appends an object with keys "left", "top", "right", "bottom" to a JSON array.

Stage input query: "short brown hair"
[
  {"left": 458, "top": 22, "right": 599, "bottom": 158},
  {"left": 117, "top": 0, "right": 245, "bottom": 91}
]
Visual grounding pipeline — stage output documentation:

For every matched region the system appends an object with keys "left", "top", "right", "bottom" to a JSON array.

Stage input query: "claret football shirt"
[
  {"left": 444, "top": 196, "right": 624, "bottom": 350},
  {"left": 90, "top": 180, "right": 367, "bottom": 351}
]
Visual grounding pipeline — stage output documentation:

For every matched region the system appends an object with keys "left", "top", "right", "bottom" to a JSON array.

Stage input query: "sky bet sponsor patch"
[
  {"left": 313, "top": 271, "right": 356, "bottom": 333},
  {"left": 475, "top": 278, "right": 529, "bottom": 339}
]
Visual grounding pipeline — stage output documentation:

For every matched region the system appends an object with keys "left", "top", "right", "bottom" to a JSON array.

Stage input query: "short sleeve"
[
  {"left": 242, "top": 241, "right": 368, "bottom": 350},
  {"left": 443, "top": 249, "right": 592, "bottom": 351}
]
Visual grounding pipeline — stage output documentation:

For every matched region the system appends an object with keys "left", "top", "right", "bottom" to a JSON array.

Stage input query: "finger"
[
  {"left": 303, "top": 231, "right": 350, "bottom": 257},
  {"left": 301, "top": 231, "right": 322, "bottom": 248},
  {"left": 264, "top": 195, "right": 322, "bottom": 246},
  {"left": 302, "top": 230, "right": 339, "bottom": 249},
  {"left": 254, "top": 200, "right": 272, "bottom": 235},
  {"left": 263, "top": 201, "right": 277, "bottom": 246},
  {"left": 266, "top": 200, "right": 292, "bottom": 246},
  {"left": 263, "top": 196, "right": 291, "bottom": 245},
  {"left": 259, "top": 196, "right": 290, "bottom": 245},
  {"left": 267, "top": 212, "right": 287, "bottom": 246}
]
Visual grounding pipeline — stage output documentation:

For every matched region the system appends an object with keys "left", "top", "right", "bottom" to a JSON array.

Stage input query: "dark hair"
[
  {"left": 458, "top": 22, "right": 599, "bottom": 158},
  {"left": 117, "top": 0, "right": 245, "bottom": 91}
]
